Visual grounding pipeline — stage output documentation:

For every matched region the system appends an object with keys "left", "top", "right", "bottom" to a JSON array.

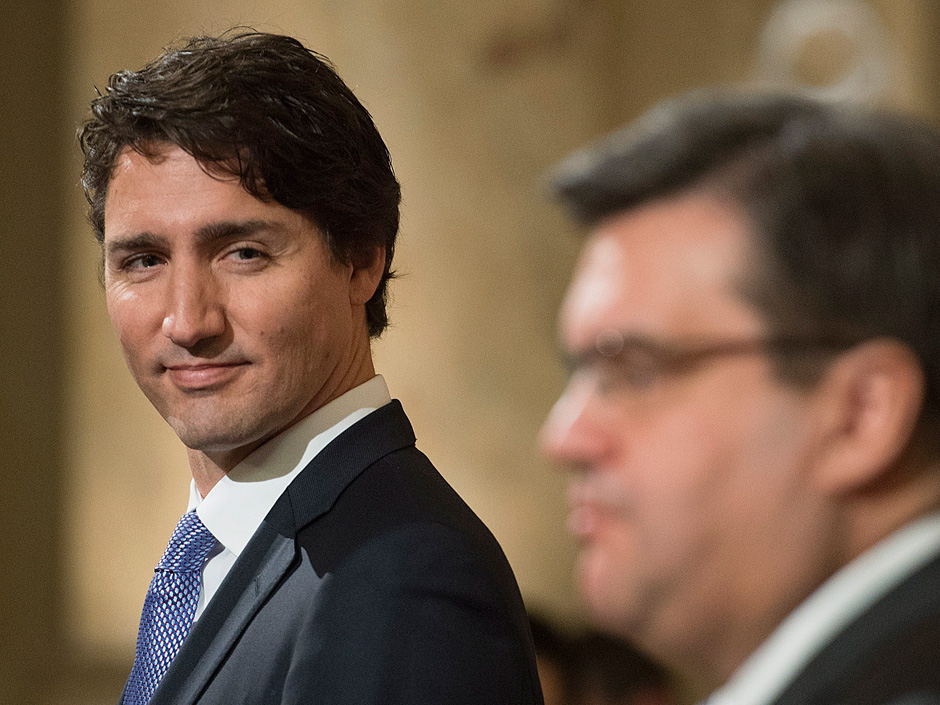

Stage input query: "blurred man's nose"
[{"left": 539, "top": 380, "right": 609, "bottom": 469}]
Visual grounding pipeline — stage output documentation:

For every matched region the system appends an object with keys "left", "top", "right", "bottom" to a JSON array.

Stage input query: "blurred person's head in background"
[
  {"left": 541, "top": 90, "right": 940, "bottom": 701},
  {"left": 529, "top": 613, "right": 577, "bottom": 705},
  {"left": 573, "top": 630, "right": 676, "bottom": 705},
  {"left": 528, "top": 613, "right": 677, "bottom": 705}
]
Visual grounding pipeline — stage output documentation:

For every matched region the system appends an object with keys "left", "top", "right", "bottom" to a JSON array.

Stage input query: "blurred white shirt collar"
[{"left": 708, "top": 511, "right": 940, "bottom": 705}]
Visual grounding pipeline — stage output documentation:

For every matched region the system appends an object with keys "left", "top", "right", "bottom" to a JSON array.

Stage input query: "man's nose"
[
  {"left": 161, "top": 266, "right": 226, "bottom": 348},
  {"left": 538, "top": 380, "right": 609, "bottom": 468}
]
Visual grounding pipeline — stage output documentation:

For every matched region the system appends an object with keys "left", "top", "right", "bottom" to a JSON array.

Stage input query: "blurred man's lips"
[
  {"left": 568, "top": 503, "right": 600, "bottom": 539},
  {"left": 165, "top": 362, "right": 249, "bottom": 389},
  {"left": 566, "top": 473, "right": 631, "bottom": 542},
  {"left": 567, "top": 483, "right": 631, "bottom": 542},
  {"left": 569, "top": 500, "right": 625, "bottom": 541}
]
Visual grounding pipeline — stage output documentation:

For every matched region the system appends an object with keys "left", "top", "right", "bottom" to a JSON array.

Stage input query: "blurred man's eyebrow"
[{"left": 559, "top": 345, "right": 595, "bottom": 372}]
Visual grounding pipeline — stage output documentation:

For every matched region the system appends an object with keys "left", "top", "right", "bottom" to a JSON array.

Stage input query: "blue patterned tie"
[{"left": 124, "top": 511, "right": 217, "bottom": 705}]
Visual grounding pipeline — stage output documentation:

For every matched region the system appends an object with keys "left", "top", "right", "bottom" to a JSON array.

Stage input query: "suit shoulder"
[
  {"left": 305, "top": 445, "right": 501, "bottom": 549},
  {"left": 295, "top": 445, "right": 520, "bottom": 594},
  {"left": 777, "top": 556, "right": 940, "bottom": 705}
]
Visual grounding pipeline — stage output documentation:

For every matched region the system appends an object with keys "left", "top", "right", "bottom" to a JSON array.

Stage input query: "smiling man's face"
[{"left": 103, "top": 144, "right": 375, "bottom": 472}]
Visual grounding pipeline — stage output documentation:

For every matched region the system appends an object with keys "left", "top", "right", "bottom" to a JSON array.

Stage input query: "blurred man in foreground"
[
  {"left": 540, "top": 91, "right": 940, "bottom": 704},
  {"left": 80, "top": 30, "right": 541, "bottom": 705}
]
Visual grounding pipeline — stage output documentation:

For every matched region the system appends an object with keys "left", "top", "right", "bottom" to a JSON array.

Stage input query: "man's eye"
[
  {"left": 231, "top": 247, "right": 263, "bottom": 260},
  {"left": 620, "top": 363, "right": 660, "bottom": 390},
  {"left": 125, "top": 253, "right": 164, "bottom": 269},
  {"left": 595, "top": 355, "right": 661, "bottom": 395}
]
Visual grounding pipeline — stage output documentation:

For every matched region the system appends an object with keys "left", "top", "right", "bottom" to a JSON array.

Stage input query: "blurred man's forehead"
[
  {"left": 560, "top": 192, "right": 766, "bottom": 349},
  {"left": 563, "top": 233, "right": 626, "bottom": 329}
]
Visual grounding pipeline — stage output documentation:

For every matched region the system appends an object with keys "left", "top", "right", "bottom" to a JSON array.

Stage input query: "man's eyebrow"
[
  {"left": 104, "top": 220, "right": 284, "bottom": 258},
  {"left": 105, "top": 232, "right": 170, "bottom": 258},
  {"left": 559, "top": 345, "right": 595, "bottom": 372},
  {"left": 559, "top": 333, "right": 661, "bottom": 370},
  {"left": 193, "top": 219, "right": 283, "bottom": 245}
]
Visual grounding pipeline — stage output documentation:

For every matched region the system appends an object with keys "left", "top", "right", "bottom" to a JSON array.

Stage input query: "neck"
[
  {"left": 843, "top": 461, "right": 940, "bottom": 561},
  {"left": 187, "top": 451, "right": 229, "bottom": 499},
  {"left": 187, "top": 341, "right": 376, "bottom": 498},
  {"left": 690, "top": 458, "right": 940, "bottom": 690}
]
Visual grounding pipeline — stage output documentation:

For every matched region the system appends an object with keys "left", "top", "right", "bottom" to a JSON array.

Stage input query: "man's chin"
[
  {"left": 578, "top": 553, "right": 639, "bottom": 636},
  {"left": 166, "top": 416, "right": 263, "bottom": 455}
]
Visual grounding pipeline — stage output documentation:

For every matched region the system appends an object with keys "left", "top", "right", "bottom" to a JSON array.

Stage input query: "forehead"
[
  {"left": 108, "top": 143, "right": 227, "bottom": 191},
  {"left": 104, "top": 145, "right": 289, "bottom": 239},
  {"left": 561, "top": 191, "right": 765, "bottom": 348}
]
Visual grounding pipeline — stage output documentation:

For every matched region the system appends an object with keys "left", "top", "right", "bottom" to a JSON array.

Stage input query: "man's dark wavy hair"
[
  {"left": 80, "top": 29, "right": 400, "bottom": 338},
  {"left": 549, "top": 90, "right": 940, "bottom": 432}
]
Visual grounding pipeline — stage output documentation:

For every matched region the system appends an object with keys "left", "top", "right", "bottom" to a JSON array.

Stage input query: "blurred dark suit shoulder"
[{"left": 772, "top": 550, "right": 940, "bottom": 705}]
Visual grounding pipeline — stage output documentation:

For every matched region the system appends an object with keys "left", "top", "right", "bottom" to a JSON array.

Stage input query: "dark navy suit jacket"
[
  {"left": 124, "top": 401, "right": 543, "bottom": 705},
  {"left": 772, "top": 548, "right": 940, "bottom": 705}
]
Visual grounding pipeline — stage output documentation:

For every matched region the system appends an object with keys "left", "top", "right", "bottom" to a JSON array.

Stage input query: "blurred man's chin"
[{"left": 579, "top": 558, "right": 625, "bottom": 627}]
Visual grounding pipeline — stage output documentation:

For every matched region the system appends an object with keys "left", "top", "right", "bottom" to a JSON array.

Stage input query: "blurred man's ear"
[{"left": 808, "top": 338, "right": 925, "bottom": 495}]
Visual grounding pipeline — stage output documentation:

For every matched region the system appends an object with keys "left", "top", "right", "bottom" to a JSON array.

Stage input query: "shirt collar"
[
  {"left": 187, "top": 374, "right": 391, "bottom": 556},
  {"left": 708, "top": 511, "right": 940, "bottom": 705}
]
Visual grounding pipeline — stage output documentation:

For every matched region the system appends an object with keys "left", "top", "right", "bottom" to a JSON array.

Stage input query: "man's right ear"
[
  {"left": 349, "top": 246, "right": 386, "bottom": 306},
  {"left": 806, "top": 338, "right": 925, "bottom": 497}
]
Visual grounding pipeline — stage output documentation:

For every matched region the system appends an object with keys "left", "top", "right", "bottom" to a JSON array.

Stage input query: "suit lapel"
[
  {"left": 285, "top": 400, "right": 417, "bottom": 527},
  {"left": 772, "top": 551, "right": 940, "bottom": 705},
  {"left": 147, "top": 400, "right": 417, "bottom": 705}
]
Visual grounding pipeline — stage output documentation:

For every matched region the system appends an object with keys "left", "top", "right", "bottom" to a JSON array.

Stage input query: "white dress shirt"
[
  {"left": 707, "top": 512, "right": 940, "bottom": 705},
  {"left": 185, "top": 374, "right": 391, "bottom": 620}
]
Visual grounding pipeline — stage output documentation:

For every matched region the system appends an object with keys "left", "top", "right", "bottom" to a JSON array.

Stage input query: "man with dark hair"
[
  {"left": 540, "top": 89, "right": 940, "bottom": 705},
  {"left": 81, "top": 30, "right": 541, "bottom": 705}
]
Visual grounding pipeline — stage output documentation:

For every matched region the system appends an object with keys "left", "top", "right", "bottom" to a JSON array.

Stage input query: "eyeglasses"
[{"left": 567, "top": 330, "right": 856, "bottom": 399}]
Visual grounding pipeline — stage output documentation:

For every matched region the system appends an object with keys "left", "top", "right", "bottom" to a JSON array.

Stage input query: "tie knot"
[{"left": 156, "top": 511, "right": 216, "bottom": 573}]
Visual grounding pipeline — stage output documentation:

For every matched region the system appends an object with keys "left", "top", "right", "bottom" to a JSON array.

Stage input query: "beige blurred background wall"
[{"left": 3, "top": 1, "right": 940, "bottom": 703}]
